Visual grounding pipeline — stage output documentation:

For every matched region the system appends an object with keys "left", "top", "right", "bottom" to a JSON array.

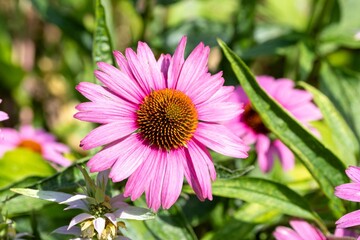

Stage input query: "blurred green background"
[{"left": 1, "top": 0, "right": 360, "bottom": 239}]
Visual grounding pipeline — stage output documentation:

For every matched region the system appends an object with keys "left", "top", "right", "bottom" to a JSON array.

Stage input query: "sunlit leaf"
[
  {"left": 0, "top": 149, "right": 56, "bottom": 189},
  {"left": 219, "top": 39, "right": 347, "bottom": 218}
]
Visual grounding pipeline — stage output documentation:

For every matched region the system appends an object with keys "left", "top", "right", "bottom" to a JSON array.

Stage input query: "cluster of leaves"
[{"left": 1, "top": 0, "right": 360, "bottom": 239}]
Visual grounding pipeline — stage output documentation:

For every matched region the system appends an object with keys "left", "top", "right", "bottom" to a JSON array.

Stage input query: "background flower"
[
  {"left": 274, "top": 219, "right": 358, "bottom": 240},
  {"left": 226, "top": 76, "right": 322, "bottom": 172},
  {"left": 0, "top": 125, "right": 71, "bottom": 167},
  {"left": 335, "top": 166, "right": 360, "bottom": 229},
  {"left": 75, "top": 36, "right": 249, "bottom": 211}
]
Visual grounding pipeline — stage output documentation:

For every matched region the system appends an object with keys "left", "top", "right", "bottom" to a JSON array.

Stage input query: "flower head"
[
  {"left": 335, "top": 166, "right": 360, "bottom": 229},
  {"left": 75, "top": 36, "right": 249, "bottom": 211},
  {"left": 0, "top": 125, "right": 71, "bottom": 167},
  {"left": 11, "top": 168, "right": 155, "bottom": 240},
  {"left": 273, "top": 219, "right": 358, "bottom": 240},
  {"left": 226, "top": 76, "right": 322, "bottom": 172}
]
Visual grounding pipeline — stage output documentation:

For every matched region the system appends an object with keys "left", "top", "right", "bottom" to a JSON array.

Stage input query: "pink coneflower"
[
  {"left": 335, "top": 166, "right": 360, "bottom": 229},
  {"left": 274, "top": 219, "right": 358, "bottom": 240},
  {"left": 0, "top": 125, "right": 71, "bottom": 167},
  {"left": 226, "top": 76, "right": 322, "bottom": 173},
  {"left": 75, "top": 36, "right": 249, "bottom": 211}
]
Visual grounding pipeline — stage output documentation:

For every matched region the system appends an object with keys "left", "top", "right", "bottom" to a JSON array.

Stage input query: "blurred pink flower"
[
  {"left": 336, "top": 166, "right": 360, "bottom": 229},
  {"left": 226, "top": 76, "right": 322, "bottom": 172},
  {"left": 0, "top": 99, "right": 9, "bottom": 122},
  {"left": 274, "top": 219, "right": 358, "bottom": 240},
  {"left": 0, "top": 125, "right": 71, "bottom": 167},
  {"left": 75, "top": 36, "right": 249, "bottom": 211}
]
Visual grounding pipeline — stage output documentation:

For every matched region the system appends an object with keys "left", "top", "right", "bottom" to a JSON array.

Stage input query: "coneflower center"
[
  {"left": 137, "top": 89, "right": 198, "bottom": 150},
  {"left": 243, "top": 103, "right": 269, "bottom": 134},
  {"left": 18, "top": 139, "right": 42, "bottom": 154}
]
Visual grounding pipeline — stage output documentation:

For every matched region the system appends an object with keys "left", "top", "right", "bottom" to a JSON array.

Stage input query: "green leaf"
[
  {"left": 299, "top": 81, "right": 359, "bottom": 166},
  {"left": 214, "top": 164, "right": 254, "bottom": 179},
  {"left": 127, "top": 200, "right": 197, "bottom": 240},
  {"left": 10, "top": 188, "right": 73, "bottom": 203},
  {"left": 212, "top": 178, "right": 319, "bottom": 222},
  {"left": 218, "top": 39, "right": 347, "bottom": 218},
  {"left": 320, "top": 63, "right": 360, "bottom": 147},
  {"left": 93, "top": 0, "right": 114, "bottom": 68},
  {"left": 0, "top": 149, "right": 56, "bottom": 189}
]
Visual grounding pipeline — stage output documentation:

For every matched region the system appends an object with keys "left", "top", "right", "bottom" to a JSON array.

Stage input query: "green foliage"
[
  {"left": 0, "top": 149, "right": 55, "bottom": 189},
  {"left": 219, "top": 39, "right": 347, "bottom": 218}
]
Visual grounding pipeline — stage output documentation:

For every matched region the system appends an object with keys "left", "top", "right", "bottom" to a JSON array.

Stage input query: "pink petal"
[
  {"left": 136, "top": 41, "right": 165, "bottom": 90},
  {"left": 187, "top": 72, "right": 224, "bottom": 105},
  {"left": 273, "top": 139, "right": 295, "bottom": 171},
  {"left": 346, "top": 166, "right": 360, "bottom": 183},
  {"left": 113, "top": 50, "right": 136, "bottom": 81},
  {"left": 95, "top": 64, "right": 144, "bottom": 104},
  {"left": 176, "top": 42, "right": 210, "bottom": 93},
  {"left": 256, "top": 134, "right": 273, "bottom": 173},
  {"left": 87, "top": 135, "right": 138, "bottom": 172},
  {"left": 109, "top": 136, "right": 150, "bottom": 182},
  {"left": 146, "top": 150, "right": 166, "bottom": 211},
  {"left": 194, "top": 122, "right": 249, "bottom": 159},
  {"left": 290, "top": 219, "right": 326, "bottom": 240},
  {"left": 0, "top": 111, "right": 8, "bottom": 121},
  {"left": 161, "top": 150, "right": 185, "bottom": 209},
  {"left": 197, "top": 101, "right": 243, "bottom": 122},
  {"left": 184, "top": 140, "right": 214, "bottom": 201},
  {"left": 125, "top": 48, "right": 153, "bottom": 94},
  {"left": 200, "top": 85, "right": 236, "bottom": 105},
  {"left": 42, "top": 149, "right": 72, "bottom": 167},
  {"left": 335, "top": 183, "right": 360, "bottom": 202},
  {"left": 336, "top": 210, "right": 360, "bottom": 228},
  {"left": 289, "top": 104, "right": 322, "bottom": 122},
  {"left": 124, "top": 148, "right": 160, "bottom": 201},
  {"left": 68, "top": 213, "right": 94, "bottom": 229},
  {"left": 167, "top": 36, "right": 187, "bottom": 89},
  {"left": 157, "top": 53, "right": 171, "bottom": 81},
  {"left": 80, "top": 120, "right": 137, "bottom": 150},
  {"left": 273, "top": 226, "right": 303, "bottom": 240},
  {"left": 75, "top": 82, "right": 124, "bottom": 103}
]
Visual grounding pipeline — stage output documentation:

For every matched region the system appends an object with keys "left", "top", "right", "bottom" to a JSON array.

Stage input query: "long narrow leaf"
[
  {"left": 212, "top": 178, "right": 320, "bottom": 224},
  {"left": 93, "top": 0, "right": 114, "bottom": 67},
  {"left": 218, "top": 39, "right": 347, "bottom": 218},
  {"left": 299, "top": 81, "right": 359, "bottom": 166}
]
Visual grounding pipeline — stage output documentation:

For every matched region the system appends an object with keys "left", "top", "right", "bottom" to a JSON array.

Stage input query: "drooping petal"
[
  {"left": 161, "top": 150, "right": 184, "bottom": 209},
  {"left": 273, "top": 139, "right": 295, "bottom": 171},
  {"left": 124, "top": 148, "right": 160, "bottom": 201},
  {"left": 335, "top": 183, "right": 360, "bottom": 202},
  {"left": 146, "top": 150, "right": 166, "bottom": 211},
  {"left": 110, "top": 136, "right": 151, "bottom": 182},
  {"left": 184, "top": 140, "right": 214, "bottom": 201},
  {"left": 194, "top": 122, "right": 249, "bottom": 159},
  {"left": 87, "top": 135, "right": 139, "bottom": 172},
  {"left": 256, "top": 134, "right": 273, "bottom": 173}
]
